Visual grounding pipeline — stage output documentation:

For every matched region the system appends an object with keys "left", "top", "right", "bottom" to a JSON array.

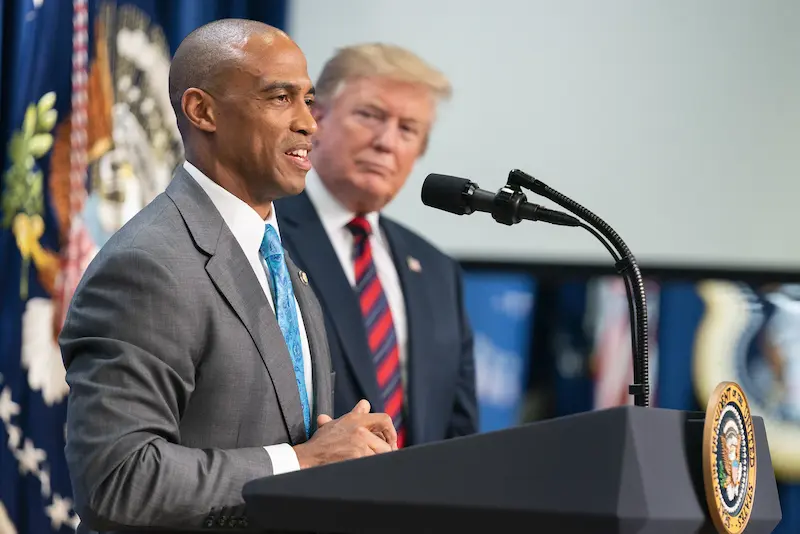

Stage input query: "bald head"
[
  {"left": 167, "top": 18, "right": 316, "bottom": 214},
  {"left": 168, "top": 18, "right": 290, "bottom": 133}
]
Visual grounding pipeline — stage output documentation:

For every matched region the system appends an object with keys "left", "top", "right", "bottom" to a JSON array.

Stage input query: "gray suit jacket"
[{"left": 59, "top": 167, "right": 333, "bottom": 533}]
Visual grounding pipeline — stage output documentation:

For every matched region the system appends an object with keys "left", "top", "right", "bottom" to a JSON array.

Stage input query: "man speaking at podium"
[
  {"left": 275, "top": 44, "right": 478, "bottom": 448},
  {"left": 59, "top": 20, "right": 396, "bottom": 533}
]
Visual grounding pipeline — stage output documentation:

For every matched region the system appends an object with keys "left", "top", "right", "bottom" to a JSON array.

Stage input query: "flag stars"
[
  {"left": 0, "top": 387, "right": 20, "bottom": 424},
  {"left": 15, "top": 438, "right": 46, "bottom": 476},
  {"left": 45, "top": 494, "right": 73, "bottom": 531}
]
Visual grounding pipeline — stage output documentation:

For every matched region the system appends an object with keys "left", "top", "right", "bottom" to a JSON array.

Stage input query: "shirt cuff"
[{"left": 263, "top": 443, "right": 301, "bottom": 475}]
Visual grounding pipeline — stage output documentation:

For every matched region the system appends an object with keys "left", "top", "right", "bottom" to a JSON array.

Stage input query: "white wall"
[{"left": 288, "top": 0, "right": 800, "bottom": 269}]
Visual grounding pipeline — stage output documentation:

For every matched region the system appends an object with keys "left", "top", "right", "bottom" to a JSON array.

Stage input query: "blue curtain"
[
  {"left": 0, "top": 1, "right": 285, "bottom": 532},
  {"left": 125, "top": 0, "right": 288, "bottom": 55}
]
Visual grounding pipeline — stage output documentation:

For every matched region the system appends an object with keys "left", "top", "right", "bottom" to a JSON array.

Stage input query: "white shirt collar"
[
  {"left": 303, "top": 168, "right": 381, "bottom": 236},
  {"left": 182, "top": 160, "right": 281, "bottom": 254}
]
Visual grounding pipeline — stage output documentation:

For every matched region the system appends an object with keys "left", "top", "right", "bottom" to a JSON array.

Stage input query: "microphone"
[{"left": 421, "top": 173, "right": 581, "bottom": 227}]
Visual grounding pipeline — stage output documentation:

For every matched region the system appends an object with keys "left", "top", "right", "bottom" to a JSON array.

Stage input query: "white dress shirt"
[
  {"left": 184, "top": 161, "right": 309, "bottom": 474},
  {"left": 303, "top": 169, "right": 409, "bottom": 391}
]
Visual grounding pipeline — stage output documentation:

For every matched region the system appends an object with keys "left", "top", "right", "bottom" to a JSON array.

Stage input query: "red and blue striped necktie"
[{"left": 346, "top": 216, "right": 406, "bottom": 448}]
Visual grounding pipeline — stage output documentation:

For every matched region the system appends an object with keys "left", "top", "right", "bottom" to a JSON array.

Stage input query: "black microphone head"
[{"left": 421, "top": 174, "right": 475, "bottom": 215}]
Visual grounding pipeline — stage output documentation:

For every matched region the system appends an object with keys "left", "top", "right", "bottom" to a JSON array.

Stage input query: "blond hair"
[{"left": 314, "top": 43, "right": 452, "bottom": 106}]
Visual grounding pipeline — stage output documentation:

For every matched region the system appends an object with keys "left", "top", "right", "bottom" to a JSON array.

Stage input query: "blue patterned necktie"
[{"left": 260, "top": 224, "right": 311, "bottom": 437}]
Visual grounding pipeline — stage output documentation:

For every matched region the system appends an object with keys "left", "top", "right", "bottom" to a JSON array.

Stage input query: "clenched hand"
[{"left": 292, "top": 400, "right": 398, "bottom": 469}]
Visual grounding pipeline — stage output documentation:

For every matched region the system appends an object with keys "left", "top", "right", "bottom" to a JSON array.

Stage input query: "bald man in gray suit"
[{"left": 59, "top": 20, "right": 396, "bottom": 534}]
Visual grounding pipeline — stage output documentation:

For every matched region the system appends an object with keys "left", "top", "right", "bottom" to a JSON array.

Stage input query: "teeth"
[{"left": 288, "top": 149, "right": 307, "bottom": 158}]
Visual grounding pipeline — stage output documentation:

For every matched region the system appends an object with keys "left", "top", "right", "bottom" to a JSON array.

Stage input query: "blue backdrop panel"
[{"left": 462, "top": 271, "right": 536, "bottom": 432}]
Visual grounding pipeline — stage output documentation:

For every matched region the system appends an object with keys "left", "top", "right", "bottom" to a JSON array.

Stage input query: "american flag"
[
  {"left": 588, "top": 276, "right": 660, "bottom": 409},
  {"left": 0, "top": 1, "right": 182, "bottom": 531}
]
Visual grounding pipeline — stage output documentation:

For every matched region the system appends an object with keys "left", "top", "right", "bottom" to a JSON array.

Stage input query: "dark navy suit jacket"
[{"left": 275, "top": 192, "right": 478, "bottom": 446}]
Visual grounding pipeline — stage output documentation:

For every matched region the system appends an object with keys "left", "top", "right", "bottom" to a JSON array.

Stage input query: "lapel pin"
[
  {"left": 299, "top": 270, "right": 309, "bottom": 285},
  {"left": 407, "top": 256, "right": 422, "bottom": 273}
]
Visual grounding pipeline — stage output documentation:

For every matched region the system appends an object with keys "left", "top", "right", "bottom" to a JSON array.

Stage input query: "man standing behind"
[
  {"left": 60, "top": 21, "right": 395, "bottom": 533},
  {"left": 276, "top": 44, "right": 478, "bottom": 448}
]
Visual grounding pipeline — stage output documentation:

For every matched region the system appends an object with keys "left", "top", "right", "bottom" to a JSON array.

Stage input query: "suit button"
[{"left": 204, "top": 509, "right": 216, "bottom": 529}]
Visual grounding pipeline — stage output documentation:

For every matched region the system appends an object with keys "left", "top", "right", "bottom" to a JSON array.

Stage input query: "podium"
[{"left": 242, "top": 406, "right": 783, "bottom": 533}]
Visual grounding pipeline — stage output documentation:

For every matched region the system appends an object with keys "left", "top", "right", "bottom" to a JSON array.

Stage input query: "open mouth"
[{"left": 284, "top": 148, "right": 311, "bottom": 171}]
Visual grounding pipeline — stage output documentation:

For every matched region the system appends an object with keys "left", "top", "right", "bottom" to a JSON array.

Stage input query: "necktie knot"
[
  {"left": 346, "top": 216, "right": 372, "bottom": 239},
  {"left": 260, "top": 224, "right": 283, "bottom": 260}
]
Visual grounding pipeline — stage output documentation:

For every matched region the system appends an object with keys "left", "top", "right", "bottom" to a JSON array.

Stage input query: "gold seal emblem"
[{"left": 703, "top": 381, "right": 757, "bottom": 534}]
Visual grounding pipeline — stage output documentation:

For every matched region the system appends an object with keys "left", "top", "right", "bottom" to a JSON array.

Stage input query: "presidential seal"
[{"left": 703, "top": 381, "right": 757, "bottom": 534}]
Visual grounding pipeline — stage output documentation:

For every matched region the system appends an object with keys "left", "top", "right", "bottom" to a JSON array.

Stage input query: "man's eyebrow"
[
  {"left": 360, "top": 102, "right": 422, "bottom": 124},
  {"left": 261, "top": 81, "right": 316, "bottom": 95}
]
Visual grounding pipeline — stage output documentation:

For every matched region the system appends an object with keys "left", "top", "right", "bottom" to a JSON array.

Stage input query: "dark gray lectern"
[{"left": 242, "top": 406, "right": 783, "bottom": 533}]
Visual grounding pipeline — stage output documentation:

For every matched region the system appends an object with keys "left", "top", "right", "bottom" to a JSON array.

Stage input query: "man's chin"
[
  {"left": 277, "top": 168, "right": 309, "bottom": 197},
  {"left": 285, "top": 178, "right": 307, "bottom": 197}
]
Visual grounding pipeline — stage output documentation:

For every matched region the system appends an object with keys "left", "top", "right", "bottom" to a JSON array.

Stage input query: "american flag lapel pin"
[{"left": 407, "top": 256, "right": 422, "bottom": 273}]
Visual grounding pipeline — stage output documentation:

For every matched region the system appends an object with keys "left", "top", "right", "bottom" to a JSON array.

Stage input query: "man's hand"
[{"left": 293, "top": 400, "right": 398, "bottom": 469}]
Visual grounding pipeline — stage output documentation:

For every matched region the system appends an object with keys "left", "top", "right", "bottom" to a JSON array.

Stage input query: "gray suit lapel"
[
  {"left": 205, "top": 240, "right": 308, "bottom": 445},
  {"left": 166, "top": 168, "right": 307, "bottom": 445}
]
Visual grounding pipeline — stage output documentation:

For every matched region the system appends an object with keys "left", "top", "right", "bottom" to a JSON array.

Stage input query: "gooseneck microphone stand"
[{"left": 499, "top": 169, "right": 649, "bottom": 408}]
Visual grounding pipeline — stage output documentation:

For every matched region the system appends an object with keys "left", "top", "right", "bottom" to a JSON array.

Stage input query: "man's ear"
[{"left": 181, "top": 88, "right": 217, "bottom": 133}]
